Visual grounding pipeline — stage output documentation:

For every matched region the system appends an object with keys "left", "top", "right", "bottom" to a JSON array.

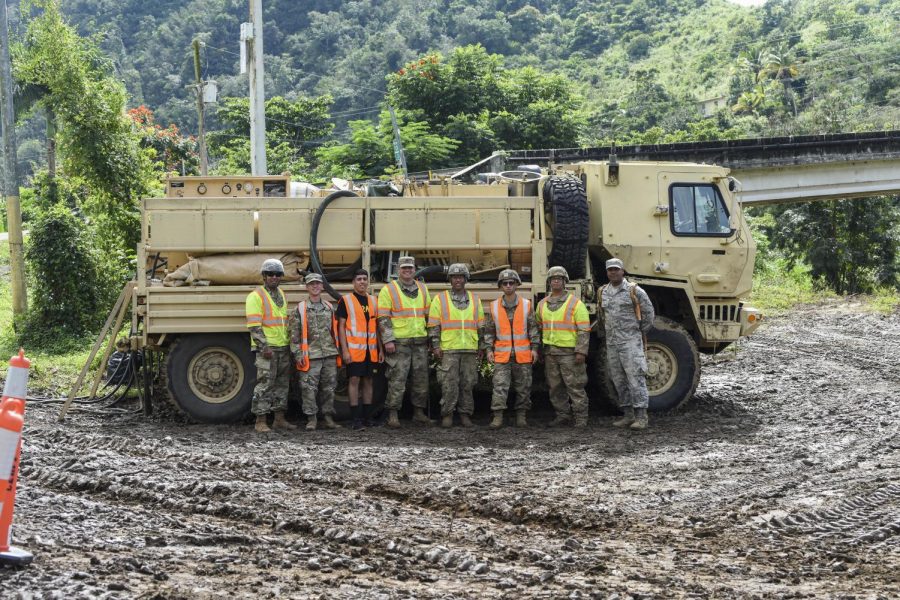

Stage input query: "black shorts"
[{"left": 346, "top": 360, "right": 377, "bottom": 378}]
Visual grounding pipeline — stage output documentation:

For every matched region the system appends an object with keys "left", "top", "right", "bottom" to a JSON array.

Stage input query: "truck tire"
[
  {"left": 645, "top": 317, "right": 700, "bottom": 411},
  {"left": 166, "top": 333, "right": 255, "bottom": 423},
  {"left": 543, "top": 176, "right": 589, "bottom": 280}
]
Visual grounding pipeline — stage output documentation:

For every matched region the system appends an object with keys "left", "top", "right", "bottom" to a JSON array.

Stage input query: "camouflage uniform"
[
  {"left": 537, "top": 294, "right": 591, "bottom": 421},
  {"left": 601, "top": 280, "right": 655, "bottom": 409},
  {"left": 248, "top": 292, "right": 291, "bottom": 417},
  {"left": 483, "top": 295, "right": 540, "bottom": 412},
  {"left": 289, "top": 300, "right": 339, "bottom": 417},
  {"left": 377, "top": 280, "right": 429, "bottom": 412},
  {"left": 428, "top": 291, "right": 483, "bottom": 417}
]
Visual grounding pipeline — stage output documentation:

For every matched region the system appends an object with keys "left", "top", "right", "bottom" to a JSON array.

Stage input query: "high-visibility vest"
[
  {"left": 246, "top": 286, "right": 289, "bottom": 347},
  {"left": 538, "top": 293, "right": 590, "bottom": 348},
  {"left": 490, "top": 297, "right": 532, "bottom": 364},
  {"left": 342, "top": 293, "right": 379, "bottom": 362},
  {"left": 377, "top": 280, "right": 430, "bottom": 339},
  {"left": 294, "top": 300, "right": 342, "bottom": 372},
  {"left": 428, "top": 291, "right": 483, "bottom": 350}
]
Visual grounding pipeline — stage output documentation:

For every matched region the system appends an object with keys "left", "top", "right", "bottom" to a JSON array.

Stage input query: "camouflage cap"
[
  {"left": 398, "top": 256, "right": 416, "bottom": 269},
  {"left": 605, "top": 258, "right": 624, "bottom": 270},
  {"left": 304, "top": 272, "right": 324, "bottom": 284}
]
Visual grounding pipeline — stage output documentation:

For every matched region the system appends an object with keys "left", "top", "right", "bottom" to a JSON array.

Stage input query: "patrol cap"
[
  {"left": 304, "top": 272, "right": 324, "bottom": 284},
  {"left": 605, "top": 258, "right": 624, "bottom": 270},
  {"left": 398, "top": 256, "right": 416, "bottom": 269}
]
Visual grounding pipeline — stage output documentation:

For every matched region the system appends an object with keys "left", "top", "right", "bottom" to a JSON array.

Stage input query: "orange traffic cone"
[{"left": 0, "top": 349, "right": 33, "bottom": 566}]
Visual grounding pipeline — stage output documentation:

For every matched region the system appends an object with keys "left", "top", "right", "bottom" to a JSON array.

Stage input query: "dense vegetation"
[{"left": 1, "top": 0, "right": 898, "bottom": 351}]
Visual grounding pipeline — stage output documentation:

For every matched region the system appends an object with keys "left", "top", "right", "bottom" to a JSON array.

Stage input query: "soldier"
[
  {"left": 601, "top": 258, "right": 655, "bottom": 430},
  {"left": 535, "top": 266, "right": 591, "bottom": 427},
  {"left": 290, "top": 272, "right": 341, "bottom": 431},
  {"left": 377, "top": 256, "right": 433, "bottom": 428},
  {"left": 337, "top": 269, "right": 380, "bottom": 430},
  {"left": 427, "top": 263, "right": 484, "bottom": 428},
  {"left": 483, "top": 269, "right": 540, "bottom": 429},
  {"left": 245, "top": 258, "right": 297, "bottom": 433}
]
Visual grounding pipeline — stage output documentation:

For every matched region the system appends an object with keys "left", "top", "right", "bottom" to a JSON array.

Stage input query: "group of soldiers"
[{"left": 245, "top": 255, "right": 655, "bottom": 433}]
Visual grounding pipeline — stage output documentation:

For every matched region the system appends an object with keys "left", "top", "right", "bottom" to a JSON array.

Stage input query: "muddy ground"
[{"left": 1, "top": 300, "right": 898, "bottom": 599}]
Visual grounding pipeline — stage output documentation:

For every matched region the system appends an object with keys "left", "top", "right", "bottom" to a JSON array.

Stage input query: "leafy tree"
[
  {"left": 128, "top": 105, "right": 199, "bottom": 174},
  {"left": 208, "top": 95, "right": 334, "bottom": 175}
]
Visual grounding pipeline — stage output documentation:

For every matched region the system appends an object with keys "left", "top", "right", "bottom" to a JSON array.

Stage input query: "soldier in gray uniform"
[
  {"left": 483, "top": 269, "right": 540, "bottom": 428},
  {"left": 600, "top": 258, "right": 655, "bottom": 430},
  {"left": 289, "top": 272, "right": 341, "bottom": 431}
]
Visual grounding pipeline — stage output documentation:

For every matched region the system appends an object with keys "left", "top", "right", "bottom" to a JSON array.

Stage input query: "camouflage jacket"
[{"left": 600, "top": 279, "right": 655, "bottom": 346}]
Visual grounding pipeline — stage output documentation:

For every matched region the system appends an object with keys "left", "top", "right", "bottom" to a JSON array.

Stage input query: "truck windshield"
[{"left": 670, "top": 183, "right": 732, "bottom": 236}]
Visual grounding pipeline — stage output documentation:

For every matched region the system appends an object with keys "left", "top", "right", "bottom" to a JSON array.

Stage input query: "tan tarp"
[{"left": 163, "top": 252, "right": 307, "bottom": 287}]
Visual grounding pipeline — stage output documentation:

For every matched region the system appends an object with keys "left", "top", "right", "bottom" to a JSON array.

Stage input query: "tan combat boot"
[
  {"left": 323, "top": 414, "right": 340, "bottom": 429},
  {"left": 612, "top": 407, "right": 635, "bottom": 428},
  {"left": 305, "top": 415, "right": 318, "bottom": 431},
  {"left": 273, "top": 411, "right": 298, "bottom": 430},
  {"left": 387, "top": 409, "right": 401, "bottom": 429},
  {"left": 255, "top": 414, "right": 271, "bottom": 433},
  {"left": 489, "top": 410, "right": 504, "bottom": 430},
  {"left": 548, "top": 413, "right": 571, "bottom": 427},
  {"left": 459, "top": 413, "right": 474, "bottom": 428},
  {"left": 630, "top": 408, "right": 649, "bottom": 430},
  {"left": 412, "top": 407, "right": 434, "bottom": 425},
  {"left": 441, "top": 414, "right": 453, "bottom": 428},
  {"left": 515, "top": 409, "right": 528, "bottom": 427}
]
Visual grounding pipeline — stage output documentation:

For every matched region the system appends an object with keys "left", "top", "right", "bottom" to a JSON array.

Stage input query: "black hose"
[
  {"left": 310, "top": 190, "right": 360, "bottom": 301},
  {"left": 415, "top": 264, "right": 448, "bottom": 280}
]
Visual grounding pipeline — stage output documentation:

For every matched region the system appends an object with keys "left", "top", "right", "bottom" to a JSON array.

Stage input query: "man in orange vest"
[
  {"left": 427, "top": 263, "right": 484, "bottom": 428},
  {"left": 337, "top": 269, "right": 380, "bottom": 430},
  {"left": 484, "top": 269, "right": 540, "bottom": 429},
  {"left": 245, "top": 258, "right": 296, "bottom": 433},
  {"left": 289, "top": 272, "right": 341, "bottom": 431}
]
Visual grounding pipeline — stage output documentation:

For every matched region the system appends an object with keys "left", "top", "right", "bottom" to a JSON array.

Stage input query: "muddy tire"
[
  {"left": 543, "top": 176, "right": 589, "bottom": 280},
  {"left": 166, "top": 333, "right": 255, "bottom": 423},
  {"left": 645, "top": 317, "right": 700, "bottom": 411}
]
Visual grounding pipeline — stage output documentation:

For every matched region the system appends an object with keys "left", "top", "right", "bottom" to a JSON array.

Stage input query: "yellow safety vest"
[
  {"left": 377, "top": 280, "right": 430, "bottom": 339},
  {"left": 428, "top": 291, "right": 483, "bottom": 350},
  {"left": 246, "top": 286, "right": 289, "bottom": 347},
  {"left": 538, "top": 293, "right": 589, "bottom": 348}
]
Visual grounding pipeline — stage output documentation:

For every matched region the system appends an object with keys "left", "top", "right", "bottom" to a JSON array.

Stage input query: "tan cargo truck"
[{"left": 131, "top": 162, "right": 761, "bottom": 422}]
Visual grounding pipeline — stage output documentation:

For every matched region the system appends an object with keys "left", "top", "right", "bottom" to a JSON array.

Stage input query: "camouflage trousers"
[
  {"left": 490, "top": 361, "right": 533, "bottom": 412},
  {"left": 383, "top": 340, "right": 430, "bottom": 411},
  {"left": 544, "top": 352, "right": 589, "bottom": 420},
  {"left": 607, "top": 339, "right": 649, "bottom": 409},
  {"left": 436, "top": 352, "right": 478, "bottom": 416},
  {"left": 251, "top": 346, "right": 291, "bottom": 416},
  {"left": 299, "top": 357, "right": 338, "bottom": 416}
]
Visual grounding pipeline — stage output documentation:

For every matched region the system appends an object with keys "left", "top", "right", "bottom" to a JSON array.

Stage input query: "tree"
[
  {"left": 128, "top": 105, "right": 198, "bottom": 174},
  {"left": 208, "top": 95, "right": 334, "bottom": 176}
]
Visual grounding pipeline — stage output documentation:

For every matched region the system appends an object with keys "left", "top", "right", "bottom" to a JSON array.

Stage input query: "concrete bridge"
[{"left": 500, "top": 130, "right": 900, "bottom": 206}]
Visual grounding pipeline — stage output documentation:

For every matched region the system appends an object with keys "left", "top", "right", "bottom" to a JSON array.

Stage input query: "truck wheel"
[
  {"left": 166, "top": 333, "right": 255, "bottom": 423},
  {"left": 645, "top": 317, "right": 700, "bottom": 411},
  {"left": 543, "top": 176, "right": 589, "bottom": 280}
]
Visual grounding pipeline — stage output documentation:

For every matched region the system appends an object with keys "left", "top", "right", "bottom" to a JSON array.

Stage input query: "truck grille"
[{"left": 698, "top": 303, "right": 740, "bottom": 322}]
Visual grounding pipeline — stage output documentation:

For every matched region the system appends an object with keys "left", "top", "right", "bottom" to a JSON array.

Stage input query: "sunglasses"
[
  {"left": 500, "top": 281, "right": 517, "bottom": 286},
  {"left": 263, "top": 271, "right": 283, "bottom": 277}
]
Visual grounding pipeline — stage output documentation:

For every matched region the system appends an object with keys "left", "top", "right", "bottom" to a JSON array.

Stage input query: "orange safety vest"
[
  {"left": 490, "top": 297, "right": 532, "bottom": 364},
  {"left": 294, "top": 300, "right": 342, "bottom": 372},
  {"left": 343, "top": 293, "right": 379, "bottom": 362}
]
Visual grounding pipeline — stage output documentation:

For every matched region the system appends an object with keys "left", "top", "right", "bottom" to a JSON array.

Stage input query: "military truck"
[{"left": 130, "top": 161, "right": 761, "bottom": 423}]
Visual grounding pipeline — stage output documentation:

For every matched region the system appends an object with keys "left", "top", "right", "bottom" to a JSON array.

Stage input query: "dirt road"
[{"left": 2, "top": 300, "right": 898, "bottom": 598}]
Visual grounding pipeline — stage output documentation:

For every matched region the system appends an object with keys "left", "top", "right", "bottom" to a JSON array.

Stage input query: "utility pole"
[
  {"left": 247, "top": 0, "right": 266, "bottom": 175},
  {"left": 388, "top": 105, "right": 408, "bottom": 180},
  {"left": 0, "top": 0, "right": 26, "bottom": 315},
  {"left": 192, "top": 39, "right": 208, "bottom": 176}
]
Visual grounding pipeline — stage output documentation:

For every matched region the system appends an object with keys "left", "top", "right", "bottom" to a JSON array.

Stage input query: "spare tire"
[{"left": 543, "top": 176, "right": 589, "bottom": 279}]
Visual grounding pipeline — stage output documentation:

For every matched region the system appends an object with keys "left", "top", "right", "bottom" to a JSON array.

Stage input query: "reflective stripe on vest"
[
  {"left": 491, "top": 297, "right": 532, "bottom": 364},
  {"left": 295, "top": 301, "right": 342, "bottom": 372},
  {"left": 385, "top": 280, "right": 429, "bottom": 339},
  {"left": 344, "top": 293, "right": 379, "bottom": 362},
  {"left": 539, "top": 294, "right": 583, "bottom": 348},
  {"left": 434, "top": 291, "right": 480, "bottom": 350},
  {"left": 248, "top": 287, "right": 289, "bottom": 347}
]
